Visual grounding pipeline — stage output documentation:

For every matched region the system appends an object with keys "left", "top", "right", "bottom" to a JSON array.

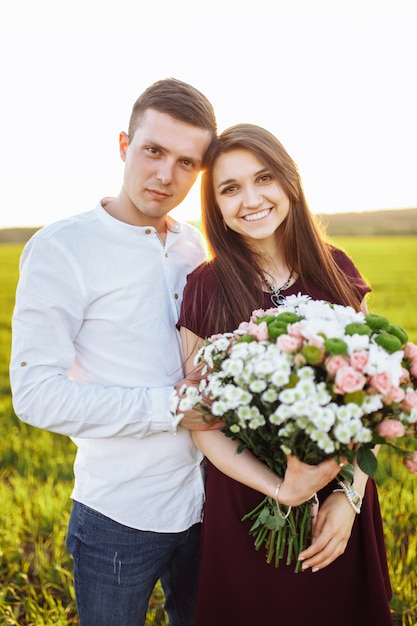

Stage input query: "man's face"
[{"left": 119, "top": 108, "right": 212, "bottom": 228}]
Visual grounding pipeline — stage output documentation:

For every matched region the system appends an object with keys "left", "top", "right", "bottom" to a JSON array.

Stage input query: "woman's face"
[{"left": 212, "top": 148, "right": 290, "bottom": 246}]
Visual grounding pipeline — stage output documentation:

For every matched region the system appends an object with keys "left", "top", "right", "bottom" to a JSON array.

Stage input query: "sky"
[{"left": 1, "top": 0, "right": 416, "bottom": 228}]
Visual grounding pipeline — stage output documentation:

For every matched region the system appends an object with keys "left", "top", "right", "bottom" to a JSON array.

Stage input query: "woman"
[{"left": 178, "top": 124, "right": 394, "bottom": 625}]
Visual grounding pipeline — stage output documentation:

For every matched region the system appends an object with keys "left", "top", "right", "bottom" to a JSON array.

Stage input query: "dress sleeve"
[{"left": 177, "top": 262, "right": 217, "bottom": 337}]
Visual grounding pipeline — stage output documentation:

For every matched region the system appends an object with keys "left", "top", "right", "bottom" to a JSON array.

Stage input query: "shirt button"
[
  {"left": 165, "top": 252, "right": 168, "bottom": 257},
  {"left": 145, "top": 229, "right": 152, "bottom": 235},
  {"left": 20, "top": 361, "right": 27, "bottom": 366},
  {"left": 174, "top": 293, "right": 179, "bottom": 299}
]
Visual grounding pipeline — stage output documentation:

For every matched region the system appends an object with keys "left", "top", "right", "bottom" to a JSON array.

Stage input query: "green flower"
[
  {"left": 301, "top": 344, "right": 323, "bottom": 365},
  {"left": 343, "top": 390, "right": 365, "bottom": 406},
  {"left": 236, "top": 334, "right": 256, "bottom": 343},
  {"left": 324, "top": 337, "right": 348, "bottom": 355},
  {"left": 274, "top": 312, "right": 301, "bottom": 324},
  {"left": 374, "top": 332, "right": 403, "bottom": 354},
  {"left": 344, "top": 322, "right": 372, "bottom": 336},
  {"left": 387, "top": 324, "right": 408, "bottom": 346},
  {"left": 267, "top": 321, "right": 289, "bottom": 340},
  {"left": 365, "top": 313, "right": 390, "bottom": 331}
]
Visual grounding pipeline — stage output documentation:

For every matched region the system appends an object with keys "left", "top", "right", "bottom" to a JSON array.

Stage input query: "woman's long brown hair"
[{"left": 197, "top": 124, "right": 367, "bottom": 333}]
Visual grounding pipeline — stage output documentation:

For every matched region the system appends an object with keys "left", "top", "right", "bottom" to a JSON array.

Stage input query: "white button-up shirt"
[{"left": 10, "top": 203, "right": 206, "bottom": 532}]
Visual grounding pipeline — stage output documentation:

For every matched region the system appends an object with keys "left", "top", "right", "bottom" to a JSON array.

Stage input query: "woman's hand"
[
  {"left": 298, "top": 492, "right": 356, "bottom": 571},
  {"left": 278, "top": 455, "right": 343, "bottom": 507}
]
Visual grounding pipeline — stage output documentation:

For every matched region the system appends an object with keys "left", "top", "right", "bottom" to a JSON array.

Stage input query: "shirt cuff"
[{"left": 149, "top": 387, "right": 179, "bottom": 433}]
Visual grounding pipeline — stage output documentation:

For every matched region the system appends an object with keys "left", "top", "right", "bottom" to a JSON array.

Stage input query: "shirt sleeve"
[
  {"left": 332, "top": 247, "right": 371, "bottom": 300},
  {"left": 10, "top": 236, "right": 176, "bottom": 439}
]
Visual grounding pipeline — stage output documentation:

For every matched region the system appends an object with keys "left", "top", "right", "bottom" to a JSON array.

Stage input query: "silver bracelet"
[
  {"left": 333, "top": 480, "right": 362, "bottom": 514},
  {"left": 274, "top": 482, "right": 292, "bottom": 519}
]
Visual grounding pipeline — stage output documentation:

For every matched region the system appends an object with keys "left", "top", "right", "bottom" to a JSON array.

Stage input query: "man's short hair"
[{"left": 128, "top": 77, "right": 217, "bottom": 139}]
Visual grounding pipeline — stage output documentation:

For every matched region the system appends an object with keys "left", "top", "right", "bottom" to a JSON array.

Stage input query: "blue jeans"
[{"left": 66, "top": 501, "right": 201, "bottom": 626}]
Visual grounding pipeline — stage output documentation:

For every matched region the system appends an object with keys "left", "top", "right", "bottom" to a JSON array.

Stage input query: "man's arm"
[{"left": 10, "top": 237, "right": 175, "bottom": 439}]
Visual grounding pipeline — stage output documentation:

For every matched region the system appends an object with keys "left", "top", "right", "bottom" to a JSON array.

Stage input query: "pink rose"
[
  {"left": 238, "top": 320, "right": 269, "bottom": 341},
  {"left": 294, "top": 353, "right": 307, "bottom": 367},
  {"left": 349, "top": 350, "right": 369, "bottom": 372},
  {"left": 399, "top": 367, "right": 411, "bottom": 384},
  {"left": 410, "top": 360, "right": 417, "bottom": 378},
  {"left": 250, "top": 308, "right": 267, "bottom": 322},
  {"left": 404, "top": 451, "right": 417, "bottom": 474},
  {"left": 335, "top": 366, "right": 366, "bottom": 394},
  {"left": 325, "top": 355, "right": 350, "bottom": 377},
  {"left": 404, "top": 342, "right": 417, "bottom": 359},
  {"left": 369, "top": 372, "right": 392, "bottom": 395},
  {"left": 277, "top": 334, "right": 301, "bottom": 353},
  {"left": 378, "top": 419, "right": 405, "bottom": 439},
  {"left": 383, "top": 386, "right": 405, "bottom": 404},
  {"left": 401, "top": 388, "right": 417, "bottom": 411},
  {"left": 288, "top": 322, "right": 304, "bottom": 339}
]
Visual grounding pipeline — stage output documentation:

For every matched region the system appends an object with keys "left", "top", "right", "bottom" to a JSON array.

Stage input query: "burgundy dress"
[{"left": 178, "top": 250, "right": 394, "bottom": 626}]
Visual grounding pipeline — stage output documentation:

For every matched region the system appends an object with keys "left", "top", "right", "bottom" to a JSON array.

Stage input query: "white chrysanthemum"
[
  {"left": 237, "top": 405, "right": 254, "bottom": 422},
  {"left": 279, "top": 388, "right": 297, "bottom": 404},
  {"left": 296, "top": 415, "right": 310, "bottom": 429},
  {"left": 269, "top": 406, "right": 291, "bottom": 425},
  {"left": 249, "top": 415, "right": 266, "bottom": 429},
  {"left": 222, "top": 384, "right": 252, "bottom": 408},
  {"left": 310, "top": 406, "right": 336, "bottom": 431},
  {"left": 408, "top": 406, "right": 417, "bottom": 424},
  {"left": 179, "top": 393, "right": 201, "bottom": 412},
  {"left": 262, "top": 388, "right": 279, "bottom": 403},
  {"left": 295, "top": 379, "right": 317, "bottom": 399},
  {"left": 253, "top": 358, "right": 277, "bottom": 376},
  {"left": 211, "top": 400, "right": 228, "bottom": 416},
  {"left": 221, "top": 358, "right": 244, "bottom": 376},
  {"left": 249, "top": 379, "right": 267, "bottom": 393},
  {"left": 278, "top": 423, "right": 296, "bottom": 437},
  {"left": 361, "top": 394, "right": 384, "bottom": 414},
  {"left": 270, "top": 366, "right": 291, "bottom": 387},
  {"left": 291, "top": 399, "right": 310, "bottom": 416},
  {"left": 333, "top": 422, "right": 354, "bottom": 444},
  {"left": 297, "top": 366, "right": 315, "bottom": 380},
  {"left": 315, "top": 382, "right": 332, "bottom": 405},
  {"left": 310, "top": 430, "right": 335, "bottom": 453},
  {"left": 353, "top": 423, "right": 373, "bottom": 443}
]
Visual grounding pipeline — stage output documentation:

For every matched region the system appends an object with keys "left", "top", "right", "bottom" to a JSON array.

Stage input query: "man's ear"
[{"left": 119, "top": 132, "right": 129, "bottom": 161}]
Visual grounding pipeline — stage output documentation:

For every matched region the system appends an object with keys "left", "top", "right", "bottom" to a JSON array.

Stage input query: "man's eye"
[
  {"left": 146, "top": 146, "right": 161, "bottom": 156},
  {"left": 181, "top": 159, "right": 194, "bottom": 169}
]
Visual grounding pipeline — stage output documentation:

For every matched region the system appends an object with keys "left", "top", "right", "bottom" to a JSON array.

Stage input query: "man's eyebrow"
[{"left": 143, "top": 140, "right": 202, "bottom": 166}]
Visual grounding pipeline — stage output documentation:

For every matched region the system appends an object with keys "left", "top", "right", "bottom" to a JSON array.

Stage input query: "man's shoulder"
[{"left": 33, "top": 208, "right": 99, "bottom": 242}]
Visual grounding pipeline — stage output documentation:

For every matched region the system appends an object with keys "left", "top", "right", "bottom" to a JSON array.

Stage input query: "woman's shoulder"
[{"left": 185, "top": 261, "right": 216, "bottom": 290}]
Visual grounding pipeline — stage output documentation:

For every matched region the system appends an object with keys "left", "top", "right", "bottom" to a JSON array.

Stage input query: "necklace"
[{"left": 264, "top": 272, "right": 292, "bottom": 306}]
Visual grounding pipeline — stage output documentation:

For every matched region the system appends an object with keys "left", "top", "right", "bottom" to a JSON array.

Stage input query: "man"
[{"left": 10, "top": 78, "right": 217, "bottom": 626}]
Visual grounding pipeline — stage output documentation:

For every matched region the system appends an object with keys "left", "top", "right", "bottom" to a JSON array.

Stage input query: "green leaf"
[{"left": 357, "top": 447, "right": 378, "bottom": 477}]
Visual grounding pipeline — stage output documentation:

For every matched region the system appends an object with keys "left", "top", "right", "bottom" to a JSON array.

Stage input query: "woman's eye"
[
  {"left": 221, "top": 185, "right": 238, "bottom": 194},
  {"left": 259, "top": 174, "right": 273, "bottom": 183}
]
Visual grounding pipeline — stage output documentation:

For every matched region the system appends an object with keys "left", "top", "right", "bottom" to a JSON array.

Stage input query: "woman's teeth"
[{"left": 243, "top": 209, "right": 270, "bottom": 222}]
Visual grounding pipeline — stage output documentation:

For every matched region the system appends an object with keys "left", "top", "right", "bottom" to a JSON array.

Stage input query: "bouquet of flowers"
[{"left": 175, "top": 295, "right": 417, "bottom": 571}]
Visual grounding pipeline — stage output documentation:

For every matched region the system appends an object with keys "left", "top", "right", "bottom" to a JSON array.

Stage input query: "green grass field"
[{"left": 0, "top": 237, "right": 416, "bottom": 625}]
